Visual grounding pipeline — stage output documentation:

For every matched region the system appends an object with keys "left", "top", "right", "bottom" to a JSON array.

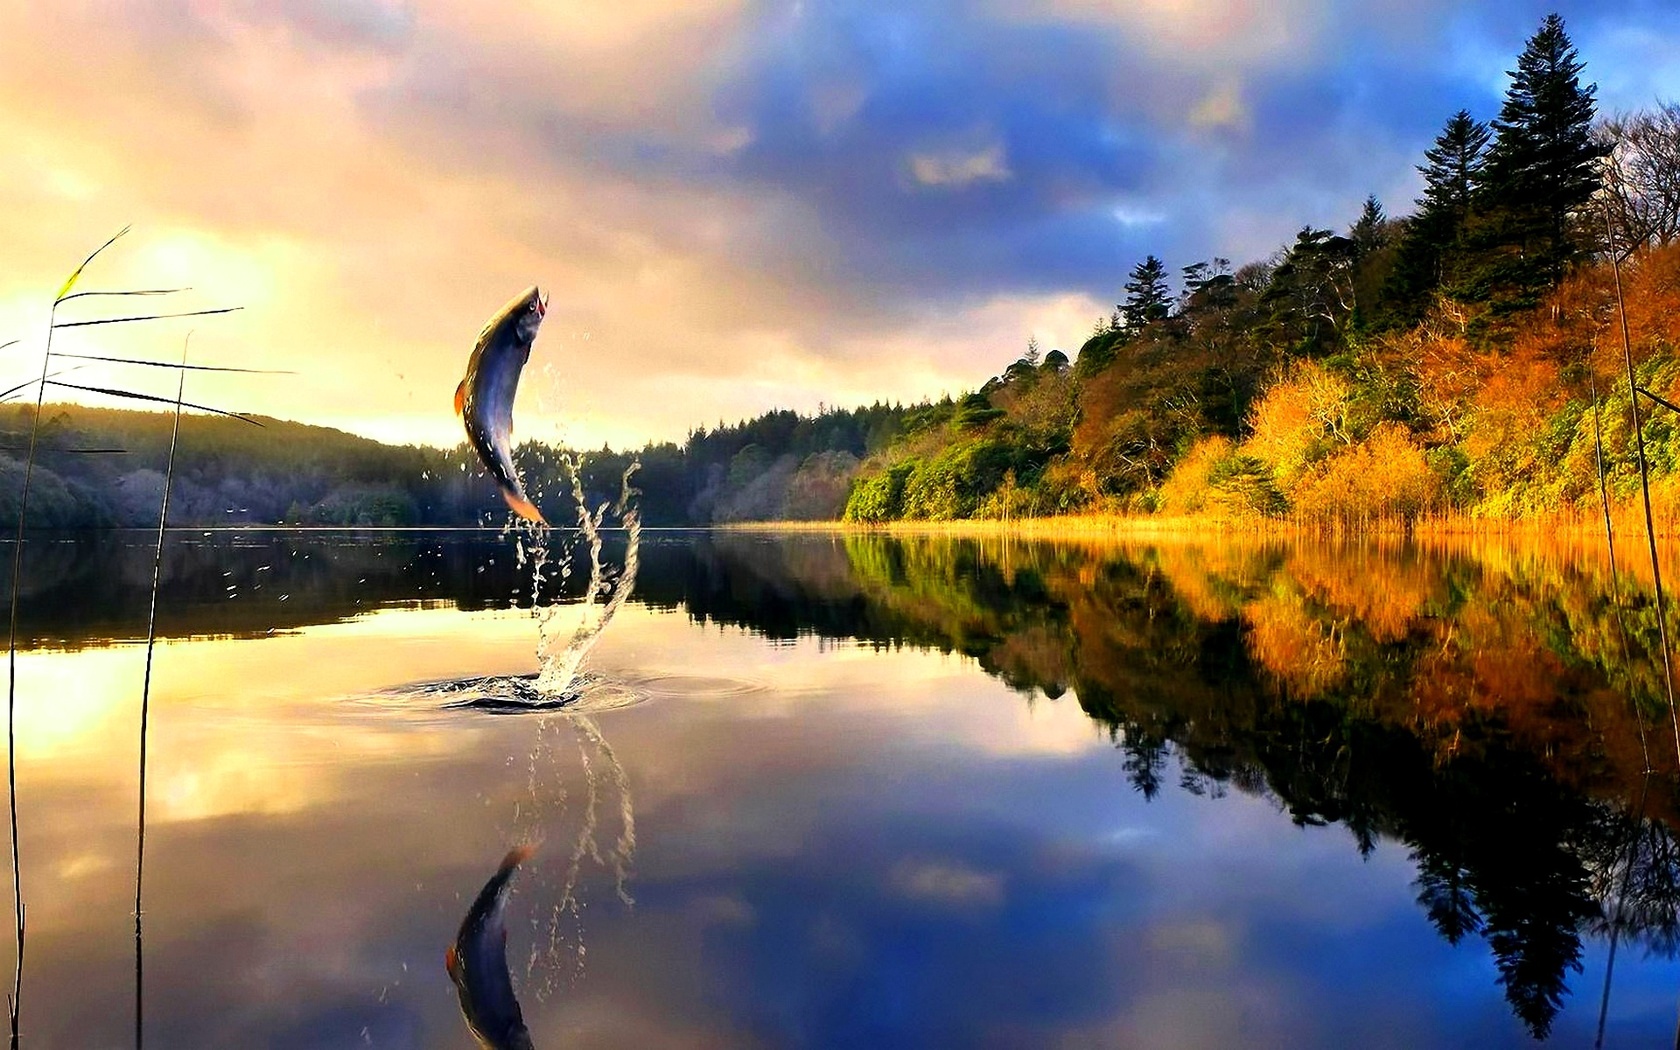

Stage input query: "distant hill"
[{"left": 0, "top": 399, "right": 916, "bottom": 528}]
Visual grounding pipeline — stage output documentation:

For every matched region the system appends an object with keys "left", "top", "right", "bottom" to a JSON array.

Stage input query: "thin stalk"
[
  {"left": 1604, "top": 202, "right": 1680, "bottom": 764},
  {"left": 1591, "top": 372, "right": 1649, "bottom": 769},
  {"left": 46, "top": 352, "right": 286, "bottom": 374},
  {"left": 1592, "top": 370, "right": 1653, "bottom": 1046},
  {"left": 51, "top": 307, "right": 241, "bottom": 330},
  {"left": 42, "top": 382, "right": 262, "bottom": 425},
  {"left": 53, "top": 290, "right": 184, "bottom": 304},
  {"left": 5, "top": 226, "right": 140, "bottom": 1046},
  {"left": 0, "top": 368, "right": 85, "bottom": 403},
  {"left": 1596, "top": 775, "right": 1653, "bottom": 1049},
  {"left": 5, "top": 315, "right": 51, "bottom": 1050},
  {"left": 1640, "top": 386, "right": 1680, "bottom": 416},
  {"left": 134, "top": 340, "right": 188, "bottom": 1050}
]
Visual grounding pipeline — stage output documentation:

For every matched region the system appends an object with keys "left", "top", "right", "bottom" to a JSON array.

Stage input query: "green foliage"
[
  {"left": 1427, "top": 446, "right": 1476, "bottom": 508},
  {"left": 1469, "top": 14, "right": 1606, "bottom": 307},
  {"left": 844, "top": 461, "right": 915, "bottom": 523},
  {"left": 1122, "top": 254, "right": 1173, "bottom": 331},
  {"left": 1206, "top": 454, "right": 1288, "bottom": 517},
  {"left": 900, "top": 439, "right": 1017, "bottom": 520}
]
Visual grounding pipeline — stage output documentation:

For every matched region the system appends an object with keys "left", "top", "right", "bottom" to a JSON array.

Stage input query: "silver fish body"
[
  {"left": 457, "top": 286, "right": 547, "bottom": 524},
  {"left": 446, "top": 845, "right": 537, "bottom": 1050}
]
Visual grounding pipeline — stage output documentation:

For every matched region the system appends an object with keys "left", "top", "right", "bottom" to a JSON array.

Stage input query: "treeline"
[
  {"left": 844, "top": 15, "right": 1680, "bottom": 527},
  {"left": 0, "top": 399, "right": 920, "bottom": 528},
  {"left": 13, "top": 15, "right": 1677, "bottom": 533}
]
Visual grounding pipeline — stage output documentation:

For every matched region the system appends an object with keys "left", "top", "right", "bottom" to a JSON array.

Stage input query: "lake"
[{"left": 3, "top": 527, "right": 1680, "bottom": 1048}]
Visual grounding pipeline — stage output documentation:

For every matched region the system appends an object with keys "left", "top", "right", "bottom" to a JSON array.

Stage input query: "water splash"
[
  {"left": 533, "top": 455, "right": 641, "bottom": 699},
  {"left": 513, "top": 712, "right": 637, "bottom": 1000}
]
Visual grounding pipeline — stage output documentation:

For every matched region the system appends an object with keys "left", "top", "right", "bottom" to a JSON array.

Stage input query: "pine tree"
[
  {"left": 1350, "top": 196, "right": 1390, "bottom": 256},
  {"left": 1372, "top": 112, "right": 1490, "bottom": 329},
  {"left": 1418, "top": 110, "right": 1490, "bottom": 226},
  {"left": 1121, "top": 255, "right": 1172, "bottom": 331},
  {"left": 1475, "top": 14, "right": 1605, "bottom": 299}
]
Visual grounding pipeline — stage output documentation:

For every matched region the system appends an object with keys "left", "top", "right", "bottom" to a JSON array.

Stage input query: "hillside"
[
  {"left": 841, "top": 18, "right": 1680, "bottom": 530},
  {"left": 0, "top": 400, "right": 917, "bottom": 528}
]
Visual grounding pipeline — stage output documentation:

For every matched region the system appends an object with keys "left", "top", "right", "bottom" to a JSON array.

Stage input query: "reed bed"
[{"left": 2, "top": 230, "right": 252, "bottom": 1049}]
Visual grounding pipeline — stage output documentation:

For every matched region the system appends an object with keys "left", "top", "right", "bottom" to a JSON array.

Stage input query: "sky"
[{"left": 1, "top": 1, "right": 1678, "bottom": 451}]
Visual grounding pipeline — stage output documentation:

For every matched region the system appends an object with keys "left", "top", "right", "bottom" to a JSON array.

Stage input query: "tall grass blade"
[
  {"left": 52, "top": 307, "right": 242, "bottom": 330},
  {"left": 43, "top": 381, "right": 263, "bottom": 425},
  {"left": 0, "top": 220, "right": 114, "bottom": 1046},
  {"left": 54, "top": 226, "right": 129, "bottom": 302},
  {"left": 1638, "top": 386, "right": 1680, "bottom": 416},
  {"left": 47, "top": 353, "right": 288, "bottom": 374},
  {"left": 1603, "top": 201, "right": 1680, "bottom": 763},
  {"left": 5, "top": 227, "right": 233, "bottom": 1048},
  {"left": 54, "top": 290, "right": 183, "bottom": 304},
  {"left": 1589, "top": 370, "right": 1651, "bottom": 1049},
  {"left": 134, "top": 340, "right": 189, "bottom": 1050},
  {"left": 0, "top": 369, "right": 87, "bottom": 404}
]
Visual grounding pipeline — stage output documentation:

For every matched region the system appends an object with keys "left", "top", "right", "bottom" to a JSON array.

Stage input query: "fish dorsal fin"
[{"left": 454, "top": 379, "right": 467, "bottom": 416}]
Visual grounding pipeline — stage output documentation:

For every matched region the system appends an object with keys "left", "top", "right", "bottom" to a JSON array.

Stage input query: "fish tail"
[
  {"left": 501, "top": 489, "right": 547, "bottom": 526},
  {"left": 500, "top": 843, "right": 537, "bottom": 873}
]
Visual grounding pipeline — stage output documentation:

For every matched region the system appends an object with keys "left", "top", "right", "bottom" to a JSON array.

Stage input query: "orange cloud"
[{"left": 0, "top": 1, "right": 1106, "bottom": 451}]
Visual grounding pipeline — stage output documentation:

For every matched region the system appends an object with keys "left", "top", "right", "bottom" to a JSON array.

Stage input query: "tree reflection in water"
[
  {"left": 669, "top": 532, "right": 1680, "bottom": 1040},
  {"left": 10, "top": 529, "right": 1680, "bottom": 1038}
]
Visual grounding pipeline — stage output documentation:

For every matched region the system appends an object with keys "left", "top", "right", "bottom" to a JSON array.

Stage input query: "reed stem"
[
  {"left": 1603, "top": 201, "right": 1680, "bottom": 765},
  {"left": 134, "top": 339, "right": 188, "bottom": 1050}
]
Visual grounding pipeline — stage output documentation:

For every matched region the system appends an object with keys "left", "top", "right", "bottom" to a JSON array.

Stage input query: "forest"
[
  {"left": 3, "top": 14, "right": 1677, "bottom": 532},
  {"left": 841, "top": 14, "right": 1680, "bottom": 529}
]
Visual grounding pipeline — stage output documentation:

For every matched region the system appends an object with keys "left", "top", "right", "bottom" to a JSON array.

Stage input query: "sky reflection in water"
[{"left": 4, "top": 530, "right": 1680, "bottom": 1048}]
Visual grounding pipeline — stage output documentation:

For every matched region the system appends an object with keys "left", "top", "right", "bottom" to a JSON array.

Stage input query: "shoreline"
[{"left": 724, "top": 509, "right": 1680, "bottom": 539}]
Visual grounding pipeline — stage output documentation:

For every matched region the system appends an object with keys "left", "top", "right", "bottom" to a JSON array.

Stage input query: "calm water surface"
[{"left": 5, "top": 529, "right": 1680, "bottom": 1048}]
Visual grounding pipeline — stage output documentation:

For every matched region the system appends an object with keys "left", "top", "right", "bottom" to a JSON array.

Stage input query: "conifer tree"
[
  {"left": 1419, "top": 110, "right": 1491, "bottom": 227},
  {"left": 1475, "top": 13, "right": 1605, "bottom": 299},
  {"left": 1121, "top": 255, "right": 1172, "bottom": 331},
  {"left": 1373, "top": 112, "right": 1490, "bottom": 328},
  {"left": 1350, "top": 195, "right": 1389, "bottom": 256}
]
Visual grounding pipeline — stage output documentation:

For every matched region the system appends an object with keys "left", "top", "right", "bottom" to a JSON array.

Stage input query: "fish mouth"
[{"left": 534, "top": 290, "right": 548, "bottom": 318}]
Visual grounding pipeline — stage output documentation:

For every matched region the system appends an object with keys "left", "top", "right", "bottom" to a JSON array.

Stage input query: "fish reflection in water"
[
  {"left": 448, "top": 846, "right": 539, "bottom": 1050},
  {"left": 443, "top": 715, "right": 634, "bottom": 1049}
]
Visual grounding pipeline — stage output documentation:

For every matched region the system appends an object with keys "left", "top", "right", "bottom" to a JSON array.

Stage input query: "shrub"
[
  {"left": 1290, "top": 422, "right": 1440, "bottom": 526},
  {"left": 843, "top": 461, "right": 915, "bottom": 523}
]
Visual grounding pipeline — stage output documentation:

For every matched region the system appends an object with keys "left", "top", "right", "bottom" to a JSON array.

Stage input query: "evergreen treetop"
[
  {"left": 1476, "top": 13, "right": 1605, "bottom": 288},
  {"left": 1417, "top": 110, "right": 1490, "bottom": 224},
  {"left": 1122, "top": 255, "right": 1173, "bottom": 331}
]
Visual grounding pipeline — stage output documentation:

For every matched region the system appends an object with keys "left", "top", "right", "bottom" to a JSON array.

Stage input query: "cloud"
[
  {"left": 1189, "top": 79, "right": 1249, "bottom": 133},
  {"left": 0, "top": 0, "right": 1676, "bottom": 449},
  {"left": 892, "top": 858, "right": 1008, "bottom": 907},
  {"left": 908, "top": 143, "right": 1013, "bottom": 187}
]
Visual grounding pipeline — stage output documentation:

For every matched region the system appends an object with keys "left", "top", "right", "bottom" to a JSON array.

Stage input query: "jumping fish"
[
  {"left": 457, "top": 286, "right": 548, "bottom": 525},
  {"left": 446, "top": 845, "right": 538, "bottom": 1050}
]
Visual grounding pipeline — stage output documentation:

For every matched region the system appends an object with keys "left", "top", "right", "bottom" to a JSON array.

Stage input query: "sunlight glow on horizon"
[{"left": 2, "top": 1, "right": 1678, "bottom": 450}]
